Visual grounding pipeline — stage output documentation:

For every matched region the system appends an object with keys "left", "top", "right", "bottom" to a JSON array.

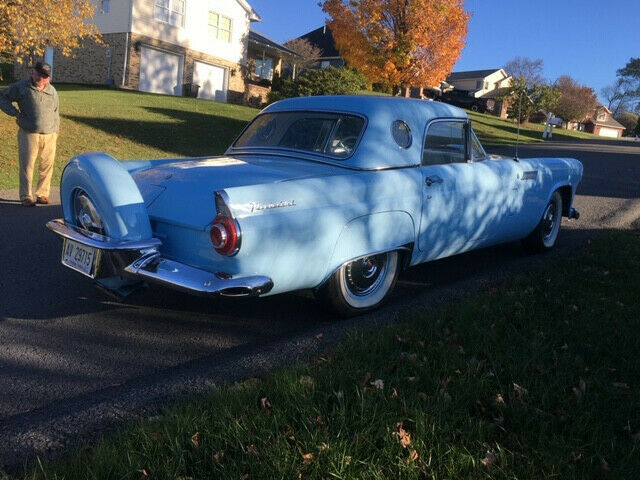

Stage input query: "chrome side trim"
[{"left": 46, "top": 219, "right": 162, "bottom": 251}]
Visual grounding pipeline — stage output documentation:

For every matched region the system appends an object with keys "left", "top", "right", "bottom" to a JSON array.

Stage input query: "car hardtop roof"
[{"left": 263, "top": 95, "right": 468, "bottom": 121}]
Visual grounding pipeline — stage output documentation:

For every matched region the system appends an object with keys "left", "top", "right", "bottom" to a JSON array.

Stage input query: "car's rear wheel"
[
  {"left": 317, "top": 251, "right": 400, "bottom": 317},
  {"left": 523, "top": 190, "right": 563, "bottom": 252}
]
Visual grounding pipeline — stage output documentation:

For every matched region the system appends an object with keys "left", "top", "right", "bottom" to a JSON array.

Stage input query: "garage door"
[
  {"left": 139, "top": 46, "right": 183, "bottom": 96},
  {"left": 598, "top": 127, "right": 620, "bottom": 138},
  {"left": 193, "top": 61, "right": 227, "bottom": 102}
]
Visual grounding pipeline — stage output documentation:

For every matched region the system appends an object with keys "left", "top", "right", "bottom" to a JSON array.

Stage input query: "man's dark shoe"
[
  {"left": 36, "top": 196, "right": 50, "bottom": 205},
  {"left": 21, "top": 198, "right": 36, "bottom": 207}
]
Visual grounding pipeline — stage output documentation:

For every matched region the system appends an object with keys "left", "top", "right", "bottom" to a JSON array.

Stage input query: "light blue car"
[{"left": 47, "top": 95, "right": 583, "bottom": 316}]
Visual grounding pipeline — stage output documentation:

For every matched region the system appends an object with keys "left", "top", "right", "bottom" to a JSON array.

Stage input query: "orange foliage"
[
  {"left": 322, "top": 0, "right": 469, "bottom": 91},
  {"left": 0, "top": 0, "right": 102, "bottom": 62}
]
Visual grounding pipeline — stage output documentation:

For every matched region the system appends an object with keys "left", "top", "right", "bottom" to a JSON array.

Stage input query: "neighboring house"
[
  {"left": 296, "top": 26, "right": 345, "bottom": 69},
  {"left": 13, "top": 0, "right": 297, "bottom": 105},
  {"left": 245, "top": 29, "right": 299, "bottom": 106},
  {"left": 445, "top": 69, "right": 513, "bottom": 118},
  {"left": 583, "top": 105, "right": 626, "bottom": 138}
]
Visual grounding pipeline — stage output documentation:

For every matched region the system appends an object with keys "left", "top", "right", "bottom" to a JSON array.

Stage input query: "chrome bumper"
[{"left": 46, "top": 219, "right": 273, "bottom": 297}]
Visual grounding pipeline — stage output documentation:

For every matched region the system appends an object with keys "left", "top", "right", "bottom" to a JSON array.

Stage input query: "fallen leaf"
[
  {"left": 396, "top": 335, "right": 408, "bottom": 343},
  {"left": 302, "top": 452, "right": 315, "bottom": 464},
  {"left": 315, "top": 333, "right": 324, "bottom": 340},
  {"left": 149, "top": 431, "right": 161, "bottom": 441},
  {"left": 513, "top": 383, "right": 529, "bottom": 400},
  {"left": 407, "top": 448, "right": 419, "bottom": 463},
  {"left": 579, "top": 378, "right": 587, "bottom": 393},
  {"left": 418, "top": 392, "right": 428, "bottom": 401},
  {"left": 315, "top": 415, "right": 325, "bottom": 426},
  {"left": 213, "top": 450, "right": 225, "bottom": 464},
  {"left": 299, "top": 375, "right": 314, "bottom": 389},
  {"left": 407, "top": 376, "right": 420, "bottom": 383},
  {"left": 493, "top": 393, "right": 505, "bottom": 407},
  {"left": 371, "top": 379, "right": 384, "bottom": 390},
  {"left": 335, "top": 390, "right": 344, "bottom": 400},
  {"left": 239, "top": 475, "right": 249, "bottom": 480},
  {"left": 612, "top": 382, "right": 629, "bottom": 389},
  {"left": 394, "top": 422, "right": 412, "bottom": 448},
  {"left": 480, "top": 448, "right": 498, "bottom": 467},
  {"left": 286, "top": 425, "right": 296, "bottom": 445},
  {"left": 138, "top": 469, "right": 150, "bottom": 478},
  {"left": 391, "top": 388, "right": 398, "bottom": 398},
  {"left": 561, "top": 343, "right": 569, "bottom": 350},
  {"left": 319, "top": 442, "right": 329, "bottom": 451},
  {"left": 259, "top": 396, "right": 273, "bottom": 412},
  {"left": 190, "top": 432, "right": 200, "bottom": 448}
]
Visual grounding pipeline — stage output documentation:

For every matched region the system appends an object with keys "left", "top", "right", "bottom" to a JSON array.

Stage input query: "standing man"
[{"left": 0, "top": 62, "right": 60, "bottom": 206}]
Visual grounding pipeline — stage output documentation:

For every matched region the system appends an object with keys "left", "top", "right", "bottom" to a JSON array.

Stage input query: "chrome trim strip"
[{"left": 46, "top": 219, "right": 162, "bottom": 251}]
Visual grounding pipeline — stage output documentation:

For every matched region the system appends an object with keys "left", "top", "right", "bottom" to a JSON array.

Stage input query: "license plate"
[{"left": 61, "top": 238, "right": 100, "bottom": 278}]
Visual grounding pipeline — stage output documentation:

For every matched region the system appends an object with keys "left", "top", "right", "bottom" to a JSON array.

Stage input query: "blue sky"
[{"left": 248, "top": 0, "right": 639, "bottom": 98}]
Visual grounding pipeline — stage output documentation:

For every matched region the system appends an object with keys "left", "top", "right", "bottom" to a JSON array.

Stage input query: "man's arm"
[{"left": 0, "top": 83, "right": 21, "bottom": 117}]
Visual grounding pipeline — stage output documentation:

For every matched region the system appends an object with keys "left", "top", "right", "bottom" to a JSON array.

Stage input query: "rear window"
[{"left": 233, "top": 112, "right": 365, "bottom": 158}]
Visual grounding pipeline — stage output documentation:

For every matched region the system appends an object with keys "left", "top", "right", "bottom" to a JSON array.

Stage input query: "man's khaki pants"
[{"left": 18, "top": 128, "right": 58, "bottom": 201}]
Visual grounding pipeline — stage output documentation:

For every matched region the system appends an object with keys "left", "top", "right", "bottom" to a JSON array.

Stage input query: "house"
[
  {"left": 245, "top": 29, "right": 299, "bottom": 106},
  {"left": 296, "top": 26, "right": 345, "bottom": 69},
  {"left": 14, "top": 0, "right": 294, "bottom": 105},
  {"left": 583, "top": 105, "right": 626, "bottom": 138},
  {"left": 445, "top": 69, "right": 513, "bottom": 118}
]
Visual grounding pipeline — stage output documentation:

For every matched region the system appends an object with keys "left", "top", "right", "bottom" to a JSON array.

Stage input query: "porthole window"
[{"left": 391, "top": 120, "right": 412, "bottom": 148}]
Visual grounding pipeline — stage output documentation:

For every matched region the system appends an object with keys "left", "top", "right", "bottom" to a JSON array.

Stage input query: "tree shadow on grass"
[{"left": 63, "top": 107, "right": 252, "bottom": 158}]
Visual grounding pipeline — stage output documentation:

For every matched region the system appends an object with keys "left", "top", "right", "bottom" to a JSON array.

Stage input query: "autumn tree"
[
  {"left": 321, "top": 0, "right": 469, "bottom": 95},
  {"left": 554, "top": 75, "right": 598, "bottom": 125},
  {"left": 0, "top": 0, "right": 101, "bottom": 63}
]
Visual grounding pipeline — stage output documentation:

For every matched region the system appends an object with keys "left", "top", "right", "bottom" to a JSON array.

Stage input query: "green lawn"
[
  {"left": 0, "top": 85, "right": 258, "bottom": 190},
  {"left": 0, "top": 85, "right": 597, "bottom": 190},
  {"left": 10, "top": 230, "right": 639, "bottom": 479}
]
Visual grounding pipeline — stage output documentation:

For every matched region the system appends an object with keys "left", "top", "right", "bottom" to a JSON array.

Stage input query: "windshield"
[{"left": 233, "top": 112, "right": 365, "bottom": 159}]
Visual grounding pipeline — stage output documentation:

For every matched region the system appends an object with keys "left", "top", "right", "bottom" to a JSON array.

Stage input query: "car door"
[{"left": 416, "top": 120, "right": 516, "bottom": 262}]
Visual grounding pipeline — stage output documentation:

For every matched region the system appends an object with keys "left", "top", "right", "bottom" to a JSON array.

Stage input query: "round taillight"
[{"left": 210, "top": 215, "right": 239, "bottom": 256}]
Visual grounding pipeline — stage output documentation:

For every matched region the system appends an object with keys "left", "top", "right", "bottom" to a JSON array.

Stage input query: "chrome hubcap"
[
  {"left": 542, "top": 201, "right": 557, "bottom": 241},
  {"left": 345, "top": 254, "right": 388, "bottom": 296},
  {"left": 74, "top": 190, "right": 104, "bottom": 235}
]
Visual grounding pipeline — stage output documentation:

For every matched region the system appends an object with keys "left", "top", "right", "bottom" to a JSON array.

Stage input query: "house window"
[
  {"left": 100, "top": 0, "right": 110, "bottom": 13},
  {"left": 597, "top": 111, "right": 606, "bottom": 121},
  {"left": 475, "top": 80, "right": 482, "bottom": 89},
  {"left": 155, "top": 0, "right": 185, "bottom": 28},
  {"left": 209, "top": 12, "right": 232, "bottom": 42},
  {"left": 254, "top": 57, "right": 274, "bottom": 80}
]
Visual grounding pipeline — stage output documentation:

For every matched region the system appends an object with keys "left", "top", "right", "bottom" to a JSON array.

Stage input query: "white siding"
[
  {"left": 91, "top": 0, "right": 132, "bottom": 34},
  {"left": 131, "top": 0, "right": 251, "bottom": 64}
]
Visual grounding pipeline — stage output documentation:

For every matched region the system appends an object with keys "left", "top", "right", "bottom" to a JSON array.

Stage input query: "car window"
[
  {"left": 233, "top": 112, "right": 365, "bottom": 159},
  {"left": 423, "top": 121, "right": 467, "bottom": 165},
  {"left": 470, "top": 129, "right": 487, "bottom": 161}
]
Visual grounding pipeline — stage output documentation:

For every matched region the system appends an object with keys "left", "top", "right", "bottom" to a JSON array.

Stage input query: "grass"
[
  {"left": 0, "top": 85, "right": 258, "bottom": 190},
  {"left": 9, "top": 229, "right": 640, "bottom": 479},
  {"left": 0, "top": 85, "right": 599, "bottom": 191},
  {"left": 468, "top": 110, "right": 595, "bottom": 146}
]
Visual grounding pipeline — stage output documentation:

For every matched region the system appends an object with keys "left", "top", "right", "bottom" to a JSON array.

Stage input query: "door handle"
[{"left": 425, "top": 175, "right": 443, "bottom": 186}]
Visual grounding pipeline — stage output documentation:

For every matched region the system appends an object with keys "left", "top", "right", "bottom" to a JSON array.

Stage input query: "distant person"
[{"left": 0, "top": 62, "right": 59, "bottom": 206}]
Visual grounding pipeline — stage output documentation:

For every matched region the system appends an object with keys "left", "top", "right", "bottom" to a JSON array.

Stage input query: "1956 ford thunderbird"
[{"left": 46, "top": 95, "right": 582, "bottom": 316}]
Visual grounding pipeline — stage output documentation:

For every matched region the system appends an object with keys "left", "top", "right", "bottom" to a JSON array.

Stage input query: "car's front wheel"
[
  {"left": 317, "top": 251, "right": 400, "bottom": 317},
  {"left": 523, "top": 190, "right": 563, "bottom": 252}
]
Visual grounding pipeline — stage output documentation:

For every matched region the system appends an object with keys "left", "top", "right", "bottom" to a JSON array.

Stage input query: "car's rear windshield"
[{"left": 233, "top": 112, "right": 365, "bottom": 159}]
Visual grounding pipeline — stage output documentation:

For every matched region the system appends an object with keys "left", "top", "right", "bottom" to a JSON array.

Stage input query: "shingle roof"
[
  {"left": 586, "top": 116, "right": 626, "bottom": 130},
  {"left": 298, "top": 26, "right": 340, "bottom": 58},
  {"left": 249, "top": 30, "right": 300, "bottom": 57},
  {"left": 446, "top": 69, "right": 503, "bottom": 81}
]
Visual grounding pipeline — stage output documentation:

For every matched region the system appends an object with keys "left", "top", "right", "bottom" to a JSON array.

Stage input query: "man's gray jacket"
[{"left": 0, "top": 79, "right": 60, "bottom": 134}]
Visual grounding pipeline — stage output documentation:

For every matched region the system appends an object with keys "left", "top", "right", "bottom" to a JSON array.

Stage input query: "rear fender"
[
  {"left": 61, "top": 153, "right": 152, "bottom": 241},
  {"left": 323, "top": 211, "right": 414, "bottom": 284}
]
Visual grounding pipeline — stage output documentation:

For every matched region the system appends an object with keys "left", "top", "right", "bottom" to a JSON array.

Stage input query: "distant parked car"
[
  {"left": 438, "top": 89, "right": 493, "bottom": 113},
  {"left": 47, "top": 96, "right": 582, "bottom": 316}
]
